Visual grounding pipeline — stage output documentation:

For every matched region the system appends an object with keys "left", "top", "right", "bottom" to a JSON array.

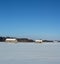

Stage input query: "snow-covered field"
[{"left": 0, "top": 42, "right": 60, "bottom": 64}]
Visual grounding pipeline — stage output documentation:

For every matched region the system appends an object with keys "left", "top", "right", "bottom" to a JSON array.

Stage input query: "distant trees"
[
  {"left": 43, "top": 40, "right": 53, "bottom": 42},
  {"left": 0, "top": 37, "right": 6, "bottom": 42},
  {"left": 17, "top": 38, "right": 34, "bottom": 42}
]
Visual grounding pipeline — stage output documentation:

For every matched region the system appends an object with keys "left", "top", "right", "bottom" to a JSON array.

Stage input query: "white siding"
[
  {"left": 35, "top": 40, "right": 42, "bottom": 43},
  {"left": 5, "top": 38, "right": 17, "bottom": 42}
]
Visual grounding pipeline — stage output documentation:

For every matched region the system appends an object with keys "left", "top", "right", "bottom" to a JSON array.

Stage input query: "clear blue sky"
[{"left": 0, "top": 0, "right": 60, "bottom": 39}]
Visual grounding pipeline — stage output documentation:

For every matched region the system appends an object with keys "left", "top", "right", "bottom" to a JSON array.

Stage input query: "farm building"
[
  {"left": 35, "top": 39, "right": 43, "bottom": 43},
  {"left": 5, "top": 38, "right": 17, "bottom": 42}
]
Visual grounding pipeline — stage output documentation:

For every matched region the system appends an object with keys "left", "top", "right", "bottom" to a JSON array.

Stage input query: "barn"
[
  {"left": 5, "top": 38, "right": 17, "bottom": 42},
  {"left": 35, "top": 39, "right": 43, "bottom": 43}
]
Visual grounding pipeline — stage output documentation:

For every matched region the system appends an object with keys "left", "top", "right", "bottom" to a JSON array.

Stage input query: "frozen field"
[{"left": 0, "top": 42, "right": 60, "bottom": 64}]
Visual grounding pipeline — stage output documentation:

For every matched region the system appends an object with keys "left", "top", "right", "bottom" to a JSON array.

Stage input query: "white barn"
[
  {"left": 5, "top": 38, "right": 17, "bottom": 42},
  {"left": 35, "top": 40, "right": 43, "bottom": 43}
]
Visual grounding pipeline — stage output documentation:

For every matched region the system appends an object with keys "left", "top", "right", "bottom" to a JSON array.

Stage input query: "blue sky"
[{"left": 0, "top": 0, "right": 60, "bottom": 39}]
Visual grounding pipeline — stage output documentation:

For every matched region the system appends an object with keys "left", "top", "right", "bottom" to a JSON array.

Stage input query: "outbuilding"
[
  {"left": 35, "top": 39, "right": 43, "bottom": 43},
  {"left": 5, "top": 38, "right": 17, "bottom": 42}
]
